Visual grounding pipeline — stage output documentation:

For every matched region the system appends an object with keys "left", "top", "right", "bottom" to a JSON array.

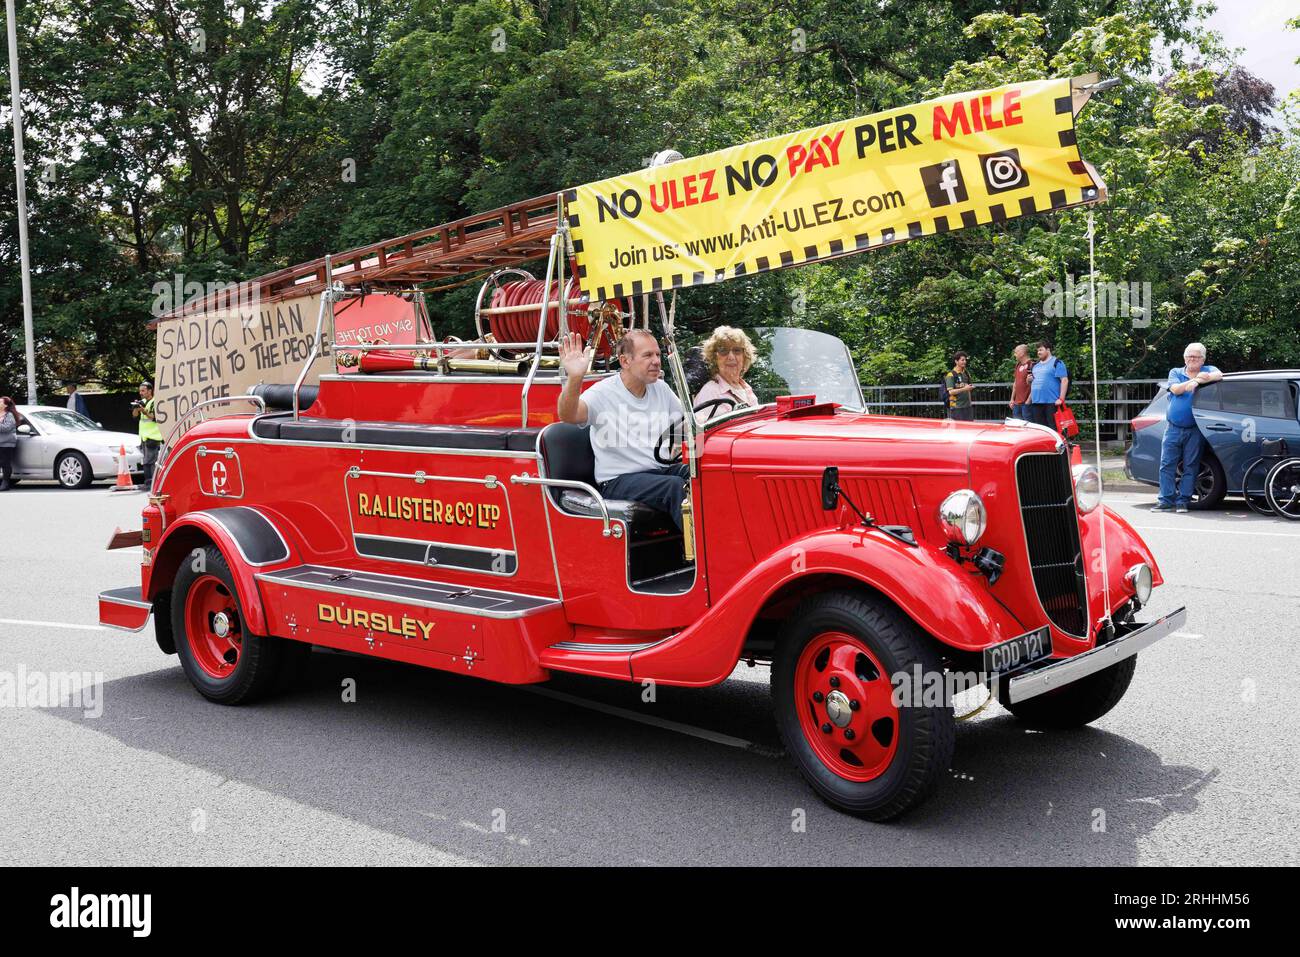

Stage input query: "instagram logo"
[{"left": 979, "top": 149, "right": 1028, "bottom": 193}]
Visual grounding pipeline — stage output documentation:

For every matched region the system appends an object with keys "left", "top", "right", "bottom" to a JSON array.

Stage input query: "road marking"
[
  {"left": 518, "top": 685, "right": 771, "bottom": 753},
  {"left": 1130, "top": 524, "right": 1300, "bottom": 539},
  {"left": 0, "top": 618, "right": 106, "bottom": 632}
]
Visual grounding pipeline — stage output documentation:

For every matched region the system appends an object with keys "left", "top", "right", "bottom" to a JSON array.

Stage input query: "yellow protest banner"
[{"left": 566, "top": 77, "right": 1104, "bottom": 301}]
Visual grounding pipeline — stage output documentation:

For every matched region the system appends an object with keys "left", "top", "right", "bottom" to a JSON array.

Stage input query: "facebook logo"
[{"left": 920, "top": 159, "right": 968, "bottom": 207}]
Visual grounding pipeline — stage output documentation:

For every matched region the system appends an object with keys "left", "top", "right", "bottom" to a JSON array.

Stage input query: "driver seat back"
[{"left": 538, "top": 422, "right": 674, "bottom": 537}]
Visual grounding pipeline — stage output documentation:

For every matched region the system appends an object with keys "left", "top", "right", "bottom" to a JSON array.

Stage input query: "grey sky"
[{"left": 1202, "top": 0, "right": 1299, "bottom": 101}]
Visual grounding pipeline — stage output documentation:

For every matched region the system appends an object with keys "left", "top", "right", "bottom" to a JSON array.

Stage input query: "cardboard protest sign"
[
  {"left": 566, "top": 77, "right": 1104, "bottom": 300},
  {"left": 332, "top": 293, "right": 424, "bottom": 374},
  {"left": 153, "top": 294, "right": 324, "bottom": 429}
]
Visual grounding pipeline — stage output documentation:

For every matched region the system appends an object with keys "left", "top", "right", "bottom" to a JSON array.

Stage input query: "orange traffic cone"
[{"left": 111, "top": 444, "right": 137, "bottom": 492}]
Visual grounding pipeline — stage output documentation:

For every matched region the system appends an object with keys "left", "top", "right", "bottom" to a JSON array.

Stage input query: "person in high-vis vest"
[{"left": 133, "top": 381, "right": 164, "bottom": 489}]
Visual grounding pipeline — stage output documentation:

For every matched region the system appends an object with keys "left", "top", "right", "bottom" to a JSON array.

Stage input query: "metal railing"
[{"left": 859, "top": 378, "right": 1166, "bottom": 444}]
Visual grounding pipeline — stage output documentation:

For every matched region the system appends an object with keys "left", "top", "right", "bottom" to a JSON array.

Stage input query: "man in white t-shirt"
[{"left": 557, "top": 329, "right": 690, "bottom": 528}]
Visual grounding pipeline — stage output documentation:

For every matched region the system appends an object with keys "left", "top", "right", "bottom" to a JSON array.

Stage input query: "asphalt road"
[{"left": 1, "top": 480, "right": 1297, "bottom": 866}]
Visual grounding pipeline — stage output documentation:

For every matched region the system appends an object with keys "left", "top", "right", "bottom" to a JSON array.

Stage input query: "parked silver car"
[{"left": 12, "top": 406, "right": 144, "bottom": 489}]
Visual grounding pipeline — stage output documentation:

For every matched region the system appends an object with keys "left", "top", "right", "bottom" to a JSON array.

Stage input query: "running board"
[
  {"left": 99, "top": 585, "right": 153, "bottom": 632},
  {"left": 539, "top": 636, "right": 673, "bottom": 681},
  {"left": 255, "top": 565, "right": 559, "bottom": 620}
]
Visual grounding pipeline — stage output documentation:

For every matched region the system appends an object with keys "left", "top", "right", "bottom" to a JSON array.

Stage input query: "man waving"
[{"left": 557, "top": 330, "right": 690, "bottom": 528}]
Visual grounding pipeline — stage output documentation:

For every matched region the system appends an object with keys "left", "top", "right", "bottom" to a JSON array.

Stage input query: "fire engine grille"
[{"left": 1016, "top": 451, "right": 1088, "bottom": 637}]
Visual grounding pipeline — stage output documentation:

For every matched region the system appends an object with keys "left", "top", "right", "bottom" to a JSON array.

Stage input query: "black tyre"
[
  {"left": 153, "top": 591, "right": 176, "bottom": 655},
  {"left": 1266, "top": 458, "right": 1300, "bottom": 520},
  {"left": 772, "top": 590, "right": 955, "bottom": 821},
  {"left": 1182, "top": 453, "right": 1226, "bottom": 510},
  {"left": 1242, "top": 457, "right": 1275, "bottom": 515},
  {"left": 55, "top": 451, "right": 94, "bottom": 489},
  {"left": 171, "top": 545, "right": 282, "bottom": 704},
  {"left": 1004, "top": 656, "right": 1137, "bottom": 728}
]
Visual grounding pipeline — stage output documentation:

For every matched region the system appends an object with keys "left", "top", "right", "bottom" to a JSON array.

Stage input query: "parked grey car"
[
  {"left": 12, "top": 406, "right": 144, "bottom": 489},
  {"left": 1125, "top": 371, "right": 1300, "bottom": 508}
]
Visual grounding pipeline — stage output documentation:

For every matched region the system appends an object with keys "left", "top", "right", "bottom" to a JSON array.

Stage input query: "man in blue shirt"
[
  {"left": 1154, "top": 342, "right": 1222, "bottom": 513},
  {"left": 1028, "top": 341, "right": 1069, "bottom": 430}
]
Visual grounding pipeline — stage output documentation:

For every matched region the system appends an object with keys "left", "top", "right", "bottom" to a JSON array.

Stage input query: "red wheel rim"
[
  {"left": 795, "top": 631, "right": 900, "bottom": 782},
  {"left": 185, "top": 575, "right": 242, "bottom": 679}
]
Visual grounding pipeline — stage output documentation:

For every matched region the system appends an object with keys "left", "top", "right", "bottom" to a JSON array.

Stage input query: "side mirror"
[
  {"left": 821, "top": 466, "right": 840, "bottom": 510},
  {"left": 16, "top": 423, "right": 33, "bottom": 435}
]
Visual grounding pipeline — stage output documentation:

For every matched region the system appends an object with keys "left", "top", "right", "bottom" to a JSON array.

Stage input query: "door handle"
[{"left": 1204, "top": 424, "right": 1233, "bottom": 432}]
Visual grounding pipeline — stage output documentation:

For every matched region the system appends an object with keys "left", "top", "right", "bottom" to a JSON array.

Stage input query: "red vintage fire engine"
[{"left": 99, "top": 186, "right": 1185, "bottom": 820}]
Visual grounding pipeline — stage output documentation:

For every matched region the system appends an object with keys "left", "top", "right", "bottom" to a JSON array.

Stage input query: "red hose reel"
[{"left": 477, "top": 275, "right": 624, "bottom": 357}]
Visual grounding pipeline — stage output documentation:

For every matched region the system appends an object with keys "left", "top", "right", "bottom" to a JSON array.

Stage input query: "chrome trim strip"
[
  {"left": 1015, "top": 420, "right": 1067, "bottom": 450},
  {"left": 256, "top": 566, "right": 560, "bottom": 620},
  {"left": 533, "top": 429, "right": 566, "bottom": 601},
  {"left": 1006, "top": 606, "right": 1186, "bottom": 703},
  {"left": 293, "top": 280, "right": 332, "bottom": 419},
  {"left": 549, "top": 639, "right": 668, "bottom": 654},
  {"left": 351, "top": 535, "right": 519, "bottom": 574},
  {"left": 244, "top": 417, "right": 544, "bottom": 459},
  {"left": 511, "top": 473, "right": 622, "bottom": 539},
  {"left": 521, "top": 230, "right": 560, "bottom": 426},
  {"left": 98, "top": 587, "right": 153, "bottom": 611},
  {"left": 200, "top": 506, "right": 292, "bottom": 568}
]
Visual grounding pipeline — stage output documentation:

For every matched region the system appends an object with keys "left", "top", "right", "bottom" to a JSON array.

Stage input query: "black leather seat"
[
  {"left": 538, "top": 423, "right": 675, "bottom": 536},
  {"left": 251, "top": 413, "right": 539, "bottom": 451},
  {"left": 250, "top": 383, "right": 319, "bottom": 411}
]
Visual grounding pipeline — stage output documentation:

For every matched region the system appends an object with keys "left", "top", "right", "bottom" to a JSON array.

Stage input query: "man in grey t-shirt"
[{"left": 557, "top": 329, "right": 690, "bottom": 528}]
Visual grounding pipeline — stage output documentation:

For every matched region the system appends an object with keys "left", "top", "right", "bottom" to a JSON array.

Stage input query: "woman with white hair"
[{"left": 694, "top": 326, "right": 759, "bottom": 422}]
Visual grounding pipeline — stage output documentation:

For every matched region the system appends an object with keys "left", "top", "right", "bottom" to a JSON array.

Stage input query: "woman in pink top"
[{"left": 694, "top": 326, "right": 758, "bottom": 422}]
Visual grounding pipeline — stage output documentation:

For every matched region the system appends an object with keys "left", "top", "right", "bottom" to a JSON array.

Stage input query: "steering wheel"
[{"left": 653, "top": 397, "right": 739, "bottom": 464}]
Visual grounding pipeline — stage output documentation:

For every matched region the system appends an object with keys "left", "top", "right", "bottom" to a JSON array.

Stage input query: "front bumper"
[{"left": 1003, "top": 606, "right": 1186, "bottom": 704}]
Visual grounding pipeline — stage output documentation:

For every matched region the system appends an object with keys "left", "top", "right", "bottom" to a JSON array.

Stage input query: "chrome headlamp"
[
  {"left": 939, "top": 490, "right": 987, "bottom": 546},
  {"left": 1125, "top": 563, "right": 1153, "bottom": 604},
  {"left": 1072, "top": 463, "right": 1102, "bottom": 513}
]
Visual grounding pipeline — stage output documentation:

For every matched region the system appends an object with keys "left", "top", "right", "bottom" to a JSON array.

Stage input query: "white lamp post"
[{"left": 5, "top": 0, "right": 37, "bottom": 404}]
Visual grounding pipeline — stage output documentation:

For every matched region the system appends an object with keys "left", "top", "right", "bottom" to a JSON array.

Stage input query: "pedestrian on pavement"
[
  {"left": 1153, "top": 342, "right": 1223, "bottom": 513},
  {"left": 133, "top": 381, "right": 163, "bottom": 489},
  {"left": 1028, "top": 341, "right": 1069, "bottom": 430},
  {"left": 1009, "top": 343, "right": 1032, "bottom": 420},
  {"left": 65, "top": 382, "right": 90, "bottom": 417},
  {"left": 0, "top": 396, "right": 19, "bottom": 492},
  {"left": 945, "top": 351, "right": 975, "bottom": 421}
]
